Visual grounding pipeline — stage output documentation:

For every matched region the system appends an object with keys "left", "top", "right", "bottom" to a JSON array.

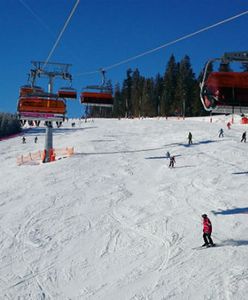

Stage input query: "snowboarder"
[
  {"left": 218, "top": 128, "right": 224, "bottom": 138},
  {"left": 169, "top": 156, "right": 175, "bottom": 168},
  {"left": 34, "top": 136, "right": 38, "bottom": 143},
  {"left": 22, "top": 136, "right": 26, "bottom": 144},
  {"left": 201, "top": 214, "right": 215, "bottom": 247},
  {"left": 241, "top": 131, "right": 246, "bottom": 143},
  {"left": 188, "top": 132, "right": 193, "bottom": 145}
]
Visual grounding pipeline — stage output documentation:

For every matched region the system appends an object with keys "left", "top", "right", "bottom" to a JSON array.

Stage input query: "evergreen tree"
[
  {"left": 162, "top": 54, "right": 178, "bottom": 116},
  {"left": 153, "top": 73, "right": 164, "bottom": 116},
  {"left": 122, "top": 68, "right": 133, "bottom": 117},
  {"left": 0, "top": 113, "right": 21, "bottom": 138},
  {"left": 113, "top": 83, "right": 125, "bottom": 118},
  {"left": 110, "top": 53, "right": 219, "bottom": 118},
  {"left": 174, "top": 55, "right": 195, "bottom": 117},
  {"left": 142, "top": 78, "right": 156, "bottom": 117},
  {"left": 131, "top": 69, "right": 145, "bottom": 117}
]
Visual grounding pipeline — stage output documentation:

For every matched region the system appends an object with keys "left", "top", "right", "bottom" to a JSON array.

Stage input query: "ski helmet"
[{"left": 202, "top": 214, "right": 207, "bottom": 218}]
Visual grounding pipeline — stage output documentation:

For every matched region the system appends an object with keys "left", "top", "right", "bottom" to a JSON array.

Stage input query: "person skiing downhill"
[
  {"left": 202, "top": 214, "right": 215, "bottom": 247},
  {"left": 241, "top": 131, "right": 246, "bottom": 143},
  {"left": 169, "top": 156, "right": 175, "bottom": 168},
  {"left": 218, "top": 128, "right": 224, "bottom": 138},
  {"left": 188, "top": 132, "right": 193, "bottom": 145}
]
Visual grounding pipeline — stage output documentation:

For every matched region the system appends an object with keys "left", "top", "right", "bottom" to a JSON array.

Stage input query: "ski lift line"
[
  {"left": 75, "top": 10, "right": 248, "bottom": 77},
  {"left": 76, "top": 70, "right": 100, "bottom": 76},
  {"left": 43, "top": 0, "right": 80, "bottom": 69},
  {"left": 19, "top": 0, "right": 53, "bottom": 35},
  {"left": 104, "top": 10, "right": 248, "bottom": 70}
]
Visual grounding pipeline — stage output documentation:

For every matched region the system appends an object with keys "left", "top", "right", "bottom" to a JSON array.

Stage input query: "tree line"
[
  {"left": 88, "top": 54, "right": 209, "bottom": 118},
  {"left": 88, "top": 54, "right": 248, "bottom": 118},
  {"left": 0, "top": 113, "right": 21, "bottom": 138}
]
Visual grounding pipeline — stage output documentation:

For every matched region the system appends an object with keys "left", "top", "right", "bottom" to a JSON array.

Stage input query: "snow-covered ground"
[{"left": 0, "top": 115, "right": 248, "bottom": 299}]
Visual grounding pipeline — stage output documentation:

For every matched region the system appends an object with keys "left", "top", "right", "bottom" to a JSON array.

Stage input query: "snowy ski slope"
[{"left": 0, "top": 116, "right": 248, "bottom": 299}]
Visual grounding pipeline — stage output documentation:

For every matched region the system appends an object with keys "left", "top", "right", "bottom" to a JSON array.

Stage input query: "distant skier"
[
  {"left": 227, "top": 122, "right": 231, "bottom": 130},
  {"left": 241, "top": 131, "right": 246, "bottom": 143},
  {"left": 22, "top": 136, "right": 26, "bottom": 144},
  {"left": 188, "top": 132, "right": 193, "bottom": 145},
  {"left": 169, "top": 156, "right": 175, "bottom": 168},
  {"left": 201, "top": 214, "right": 215, "bottom": 247},
  {"left": 34, "top": 136, "right": 38, "bottom": 143},
  {"left": 166, "top": 151, "right": 171, "bottom": 159},
  {"left": 218, "top": 128, "right": 224, "bottom": 138}
]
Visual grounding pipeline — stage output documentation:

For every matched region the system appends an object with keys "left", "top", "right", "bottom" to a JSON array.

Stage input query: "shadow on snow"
[
  {"left": 145, "top": 154, "right": 182, "bottom": 160},
  {"left": 23, "top": 126, "right": 97, "bottom": 136},
  {"left": 220, "top": 239, "right": 248, "bottom": 247},
  {"left": 75, "top": 146, "right": 166, "bottom": 156},
  {"left": 177, "top": 140, "right": 218, "bottom": 147},
  {"left": 212, "top": 207, "right": 248, "bottom": 215},
  {"left": 232, "top": 171, "right": 248, "bottom": 175}
]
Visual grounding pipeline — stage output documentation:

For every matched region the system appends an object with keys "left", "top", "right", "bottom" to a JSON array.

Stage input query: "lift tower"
[{"left": 29, "top": 61, "right": 73, "bottom": 163}]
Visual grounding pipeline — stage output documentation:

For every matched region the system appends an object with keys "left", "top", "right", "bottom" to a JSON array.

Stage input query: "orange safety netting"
[{"left": 17, "top": 147, "right": 74, "bottom": 165}]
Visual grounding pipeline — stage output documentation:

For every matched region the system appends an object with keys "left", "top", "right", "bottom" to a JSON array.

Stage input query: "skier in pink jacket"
[{"left": 202, "top": 214, "right": 215, "bottom": 247}]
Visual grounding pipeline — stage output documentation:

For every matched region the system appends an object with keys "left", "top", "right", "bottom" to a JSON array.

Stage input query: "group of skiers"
[
  {"left": 166, "top": 153, "right": 215, "bottom": 247},
  {"left": 165, "top": 127, "right": 248, "bottom": 248},
  {"left": 167, "top": 128, "right": 246, "bottom": 169},
  {"left": 219, "top": 128, "right": 246, "bottom": 142},
  {"left": 166, "top": 131, "right": 193, "bottom": 168},
  {"left": 22, "top": 136, "right": 38, "bottom": 144}
]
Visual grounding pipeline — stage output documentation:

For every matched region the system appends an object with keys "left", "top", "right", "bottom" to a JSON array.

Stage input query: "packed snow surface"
[{"left": 0, "top": 116, "right": 248, "bottom": 299}]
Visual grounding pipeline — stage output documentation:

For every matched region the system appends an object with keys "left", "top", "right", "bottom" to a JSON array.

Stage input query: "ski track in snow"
[{"left": 1, "top": 116, "right": 248, "bottom": 299}]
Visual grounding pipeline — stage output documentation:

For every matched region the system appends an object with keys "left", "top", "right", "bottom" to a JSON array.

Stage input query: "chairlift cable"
[
  {"left": 19, "top": 0, "right": 53, "bottom": 35},
  {"left": 75, "top": 10, "right": 248, "bottom": 77},
  {"left": 44, "top": 0, "right": 80, "bottom": 69}
]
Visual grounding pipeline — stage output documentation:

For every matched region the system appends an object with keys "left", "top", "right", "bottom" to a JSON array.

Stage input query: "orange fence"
[{"left": 17, "top": 147, "right": 74, "bottom": 165}]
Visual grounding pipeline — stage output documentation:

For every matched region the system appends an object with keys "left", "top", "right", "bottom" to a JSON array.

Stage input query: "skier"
[
  {"left": 218, "top": 128, "right": 224, "bottom": 138},
  {"left": 201, "top": 214, "right": 215, "bottom": 247},
  {"left": 22, "top": 136, "right": 26, "bottom": 144},
  {"left": 166, "top": 151, "right": 170, "bottom": 159},
  {"left": 188, "top": 132, "right": 193, "bottom": 145},
  {"left": 241, "top": 131, "right": 246, "bottom": 143},
  {"left": 34, "top": 136, "right": 38, "bottom": 143},
  {"left": 169, "top": 156, "right": 175, "bottom": 168},
  {"left": 227, "top": 122, "right": 231, "bottom": 130}
]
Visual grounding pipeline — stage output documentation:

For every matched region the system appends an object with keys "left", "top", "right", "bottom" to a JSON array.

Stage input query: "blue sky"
[{"left": 0, "top": 0, "right": 248, "bottom": 117}]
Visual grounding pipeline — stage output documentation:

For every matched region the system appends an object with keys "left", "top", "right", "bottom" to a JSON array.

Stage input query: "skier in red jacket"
[{"left": 202, "top": 214, "right": 215, "bottom": 247}]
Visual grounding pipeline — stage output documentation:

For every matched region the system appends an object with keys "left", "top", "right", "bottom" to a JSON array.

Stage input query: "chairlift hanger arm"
[
  {"left": 221, "top": 51, "right": 248, "bottom": 63},
  {"left": 100, "top": 68, "right": 106, "bottom": 86},
  {"left": 29, "top": 61, "right": 73, "bottom": 85}
]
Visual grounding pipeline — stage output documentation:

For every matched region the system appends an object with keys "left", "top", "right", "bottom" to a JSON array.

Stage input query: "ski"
[{"left": 192, "top": 244, "right": 217, "bottom": 250}]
